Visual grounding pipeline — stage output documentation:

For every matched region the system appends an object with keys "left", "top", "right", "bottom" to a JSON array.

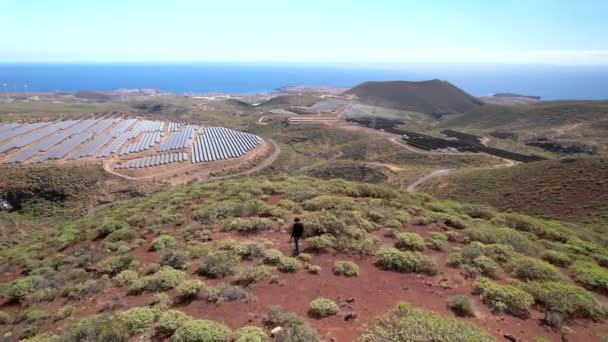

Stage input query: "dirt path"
[{"left": 407, "top": 169, "right": 454, "bottom": 191}]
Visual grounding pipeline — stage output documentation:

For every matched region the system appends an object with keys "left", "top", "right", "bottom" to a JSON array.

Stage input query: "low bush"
[
  {"left": 278, "top": 257, "right": 300, "bottom": 273},
  {"left": 305, "top": 235, "right": 335, "bottom": 252},
  {"left": 232, "top": 326, "right": 267, "bottom": 342},
  {"left": 160, "top": 249, "right": 191, "bottom": 270},
  {"left": 472, "top": 256, "right": 501, "bottom": 278},
  {"left": 358, "top": 302, "right": 495, "bottom": 342},
  {"left": 177, "top": 279, "right": 204, "bottom": 301},
  {"left": 144, "top": 266, "right": 186, "bottom": 291},
  {"left": 447, "top": 252, "right": 463, "bottom": 268},
  {"left": 53, "top": 305, "right": 73, "bottom": 322},
  {"left": 234, "top": 265, "right": 273, "bottom": 286},
  {"left": 465, "top": 225, "right": 537, "bottom": 255},
  {"left": 517, "top": 281, "right": 604, "bottom": 320},
  {"left": 98, "top": 255, "right": 136, "bottom": 276},
  {"left": 150, "top": 235, "right": 177, "bottom": 251},
  {"left": 157, "top": 310, "right": 191, "bottom": 336},
  {"left": 60, "top": 314, "right": 128, "bottom": 341},
  {"left": 63, "top": 278, "right": 107, "bottom": 300},
  {"left": 262, "top": 249, "right": 284, "bottom": 265},
  {"left": 447, "top": 295, "right": 475, "bottom": 317},
  {"left": 460, "top": 204, "right": 496, "bottom": 220},
  {"left": 128, "top": 279, "right": 146, "bottom": 295},
  {"left": 302, "top": 195, "right": 356, "bottom": 211},
  {"left": 224, "top": 218, "right": 276, "bottom": 234},
  {"left": 115, "top": 306, "right": 157, "bottom": 336},
  {"left": 374, "top": 247, "right": 437, "bottom": 275},
  {"left": 17, "top": 306, "right": 49, "bottom": 324},
  {"left": 151, "top": 293, "right": 171, "bottom": 310},
  {"left": 592, "top": 253, "right": 608, "bottom": 268},
  {"left": 473, "top": 277, "right": 534, "bottom": 318},
  {"left": 198, "top": 251, "right": 240, "bottom": 278},
  {"left": 426, "top": 232, "right": 448, "bottom": 251},
  {"left": 394, "top": 232, "right": 425, "bottom": 251},
  {"left": 263, "top": 306, "right": 319, "bottom": 342},
  {"left": 570, "top": 261, "right": 608, "bottom": 294},
  {"left": 333, "top": 261, "right": 360, "bottom": 277},
  {"left": 297, "top": 253, "right": 311, "bottom": 262},
  {"left": 541, "top": 250, "right": 572, "bottom": 267},
  {"left": 112, "top": 270, "right": 139, "bottom": 287},
  {"left": 307, "top": 265, "right": 321, "bottom": 274},
  {"left": 0, "top": 311, "right": 10, "bottom": 324},
  {"left": 172, "top": 319, "right": 232, "bottom": 342},
  {"left": 510, "top": 256, "right": 562, "bottom": 281},
  {"left": 7, "top": 276, "right": 38, "bottom": 301},
  {"left": 204, "top": 285, "right": 248, "bottom": 303},
  {"left": 308, "top": 298, "right": 339, "bottom": 318}
]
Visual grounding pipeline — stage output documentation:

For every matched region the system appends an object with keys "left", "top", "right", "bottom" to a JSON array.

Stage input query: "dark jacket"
[{"left": 291, "top": 222, "right": 304, "bottom": 238}]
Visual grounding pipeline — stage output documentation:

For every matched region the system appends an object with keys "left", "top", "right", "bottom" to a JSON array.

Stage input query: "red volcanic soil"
[{"left": 7, "top": 226, "right": 608, "bottom": 342}]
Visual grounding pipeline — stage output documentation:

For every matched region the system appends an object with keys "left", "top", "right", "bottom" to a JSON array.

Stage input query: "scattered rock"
[
  {"left": 344, "top": 312, "right": 357, "bottom": 322},
  {"left": 270, "top": 326, "right": 282, "bottom": 337},
  {"left": 503, "top": 333, "right": 517, "bottom": 342},
  {"left": 346, "top": 297, "right": 356, "bottom": 303}
]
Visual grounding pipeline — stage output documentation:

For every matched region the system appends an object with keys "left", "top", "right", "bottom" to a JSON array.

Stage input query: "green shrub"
[
  {"left": 239, "top": 241, "right": 265, "bottom": 260},
  {"left": 99, "top": 255, "right": 136, "bottom": 275},
  {"left": 198, "top": 251, "right": 240, "bottom": 278},
  {"left": 447, "top": 252, "right": 463, "bottom": 268},
  {"left": 358, "top": 302, "right": 495, "bottom": 342},
  {"left": 0, "top": 311, "right": 10, "bottom": 324},
  {"left": 177, "top": 279, "right": 204, "bottom": 301},
  {"left": 541, "top": 250, "right": 572, "bottom": 267},
  {"left": 278, "top": 257, "right": 300, "bottom": 273},
  {"left": 159, "top": 249, "right": 191, "bottom": 270},
  {"left": 262, "top": 249, "right": 284, "bottom": 265},
  {"left": 115, "top": 307, "right": 157, "bottom": 336},
  {"left": 308, "top": 298, "right": 339, "bottom": 318},
  {"left": 53, "top": 305, "right": 73, "bottom": 322},
  {"left": 472, "top": 256, "right": 501, "bottom": 278},
  {"left": 97, "top": 220, "right": 129, "bottom": 237},
  {"left": 172, "top": 319, "right": 232, "bottom": 342},
  {"left": 447, "top": 295, "right": 475, "bottom": 317},
  {"left": 235, "top": 265, "right": 273, "bottom": 286},
  {"left": 17, "top": 306, "right": 49, "bottom": 324},
  {"left": 297, "top": 253, "right": 312, "bottom": 262},
  {"left": 128, "top": 279, "right": 146, "bottom": 295},
  {"left": 426, "top": 232, "right": 448, "bottom": 251},
  {"left": 473, "top": 277, "right": 534, "bottom": 318},
  {"left": 63, "top": 278, "right": 107, "bottom": 300},
  {"left": 60, "top": 314, "right": 128, "bottom": 341},
  {"left": 394, "top": 232, "right": 425, "bottom": 251},
  {"left": 302, "top": 195, "right": 356, "bottom": 211},
  {"left": 374, "top": 247, "right": 437, "bottom": 275},
  {"left": 570, "top": 261, "right": 608, "bottom": 294},
  {"left": 151, "top": 293, "right": 171, "bottom": 310},
  {"left": 157, "top": 310, "right": 191, "bottom": 336},
  {"left": 232, "top": 326, "right": 267, "bottom": 342},
  {"left": 592, "top": 253, "right": 608, "bottom": 268},
  {"left": 224, "top": 218, "right": 276, "bottom": 234},
  {"left": 104, "top": 228, "right": 136, "bottom": 244},
  {"left": 333, "top": 261, "right": 360, "bottom": 277},
  {"left": 7, "top": 276, "right": 38, "bottom": 301},
  {"left": 460, "top": 204, "right": 496, "bottom": 220},
  {"left": 510, "top": 256, "right": 562, "bottom": 281},
  {"left": 517, "top": 281, "right": 604, "bottom": 320},
  {"left": 305, "top": 234, "right": 335, "bottom": 252},
  {"left": 144, "top": 266, "right": 186, "bottom": 291},
  {"left": 465, "top": 225, "right": 537, "bottom": 255},
  {"left": 204, "top": 285, "right": 248, "bottom": 303},
  {"left": 307, "top": 265, "right": 321, "bottom": 274},
  {"left": 112, "top": 270, "right": 139, "bottom": 287},
  {"left": 263, "top": 306, "right": 319, "bottom": 342}
]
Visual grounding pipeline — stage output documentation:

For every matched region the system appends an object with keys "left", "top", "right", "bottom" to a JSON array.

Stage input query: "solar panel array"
[
  {"left": 159, "top": 125, "right": 198, "bottom": 152},
  {"left": 0, "top": 118, "right": 261, "bottom": 166},
  {"left": 191, "top": 127, "right": 262, "bottom": 163},
  {"left": 115, "top": 152, "right": 188, "bottom": 169},
  {"left": 120, "top": 132, "right": 162, "bottom": 155}
]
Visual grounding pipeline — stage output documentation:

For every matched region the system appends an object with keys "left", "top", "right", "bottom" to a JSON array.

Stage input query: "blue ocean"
[{"left": 1, "top": 63, "right": 607, "bottom": 100}]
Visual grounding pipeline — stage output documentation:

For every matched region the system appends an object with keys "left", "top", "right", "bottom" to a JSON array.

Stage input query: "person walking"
[{"left": 290, "top": 217, "right": 304, "bottom": 256}]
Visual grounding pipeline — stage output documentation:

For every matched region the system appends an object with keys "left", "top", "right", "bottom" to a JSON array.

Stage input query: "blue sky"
[{"left": 2, "top": 0, "right": 608, "bottom": 64}]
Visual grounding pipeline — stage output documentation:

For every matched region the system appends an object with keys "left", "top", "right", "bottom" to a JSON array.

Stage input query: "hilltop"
[
  {"left": 345, "top": 80, "right": 483, "bottom": 115},
  {"left": 1, "top": 176, "right": 607, "bottom": 341}
]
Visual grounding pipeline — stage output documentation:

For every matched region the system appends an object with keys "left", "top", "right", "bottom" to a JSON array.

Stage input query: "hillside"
[
  {"left": 1, "top": 176, "right": 607, "bottom": 341},
  {"left": 421, "top": 156, "right": 608, "bottom": 226},
  {"left": 346, "top": 80, "right": 483, "bottom": 114}
]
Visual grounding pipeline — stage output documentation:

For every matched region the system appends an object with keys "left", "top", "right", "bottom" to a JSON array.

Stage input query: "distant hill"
[
  {"left": 345, "top": 80, "right": 483, "bottom": 114},
  {"left": 421, "top": 156, "right": 608, "bottom": 226},
  {"left": 257, "top": 94, "right": 320, "bottom": 107},
  {"left": 221, "top": 98, "right": 253, "bottom": 110}
]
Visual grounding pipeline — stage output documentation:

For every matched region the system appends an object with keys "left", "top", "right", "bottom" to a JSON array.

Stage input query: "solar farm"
[{"left": 0, "top": 118, "right": 264, "bottom": 178}]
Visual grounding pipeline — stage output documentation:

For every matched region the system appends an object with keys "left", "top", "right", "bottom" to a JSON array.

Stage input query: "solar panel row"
[
  {"left": 114, "top": 152, "right": 188, "bottom": 169},
  {"left": 120, "top": 131, "right": 162, "bottom": 155}
]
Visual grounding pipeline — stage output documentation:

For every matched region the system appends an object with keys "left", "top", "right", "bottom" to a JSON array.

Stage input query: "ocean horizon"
[{"left": 1, "top": 62, "right": 607, "bottom": 100}]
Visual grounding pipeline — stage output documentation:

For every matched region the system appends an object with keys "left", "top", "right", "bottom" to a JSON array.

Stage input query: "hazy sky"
[{"left": 3, "top": 0, "right": 608, "bottom": 64}]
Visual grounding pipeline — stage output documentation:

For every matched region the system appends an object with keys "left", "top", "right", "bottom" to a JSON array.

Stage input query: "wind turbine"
[
  {"left": 24, "top": 82, "right": 29, "bottom": 99},
  {"left": 2, "top": 83, "right": 8, "bottom": 100}
]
